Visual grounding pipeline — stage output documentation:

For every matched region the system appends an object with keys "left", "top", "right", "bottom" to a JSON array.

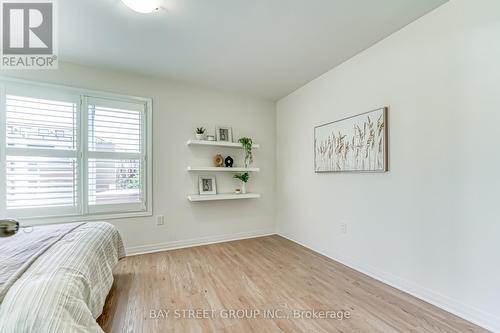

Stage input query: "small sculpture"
[
  {"left": 214, "top": 154, "right": 224, "bottom": 167},
  {"left": 225, "top": 156, "right": 234, "bottom": 168}
]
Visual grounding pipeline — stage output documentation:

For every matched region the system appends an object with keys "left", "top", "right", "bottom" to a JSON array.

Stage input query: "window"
[
  {"left": 85, "top": 97, "right": 146, "bottom": 214},
  {"left": 0, "top": 80, "right": 152, "bottom": 222}
]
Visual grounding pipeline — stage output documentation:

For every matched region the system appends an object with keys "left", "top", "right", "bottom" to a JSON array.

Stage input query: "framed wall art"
[
  {"left": 216, "top": 126, "right": 233, "bottom": 142},
  {"left": 199, "top": 175, "right": 217, "bottom": 195},
  {"left": 314, "top": 107, "right": 388, "bottom": 172}
]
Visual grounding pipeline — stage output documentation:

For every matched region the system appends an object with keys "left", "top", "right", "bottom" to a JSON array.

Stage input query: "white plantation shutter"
[
  {"left": 0, "top": 80, "right": 151, "bottom": 221},
  {"left": 6, "top": 156, "right": 78, "bottom": 209},
  {"left": 6, "top": 94, "right": 77, "bottom": 150},
  {"left": 3, "top": 90, "right": 79, "bottom": 217},
  {"left": 85, "top": 97, "right": 146, "bottom": 213}
]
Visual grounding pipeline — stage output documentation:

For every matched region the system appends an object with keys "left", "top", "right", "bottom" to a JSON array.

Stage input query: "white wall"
[
  {"left": 1, "top": 62, "right": 276, "bottom": 254},
  {"left": 276, "top": 0, "right": 500, "bottom": 331}
]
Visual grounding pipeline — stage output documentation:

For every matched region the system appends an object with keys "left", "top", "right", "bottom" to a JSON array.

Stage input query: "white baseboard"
[
  {"left": 125, "top": 228, "right": 276, "bottom": 256},
  {"left": 278, "top": 233, "right": 499, "bottom": 333}
]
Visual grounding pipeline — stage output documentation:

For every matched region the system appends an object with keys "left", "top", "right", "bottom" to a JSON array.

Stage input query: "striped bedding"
[
  {"left": 0, "top": 222, "right": 85, "bottom": 303},
  {"left": 0, "top": 222, "right": 125, "bottom": 333}
]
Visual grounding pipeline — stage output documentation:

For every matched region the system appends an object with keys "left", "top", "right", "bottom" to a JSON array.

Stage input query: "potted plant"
[
  {"left": 195, "top": 127, "right": 205, "bottom": 140},
  {"left": 234, "top": 172, "right": 249, "bottom": 194},
  {"left": 238, "top": 137, "right": 253, "bottom": 168}
]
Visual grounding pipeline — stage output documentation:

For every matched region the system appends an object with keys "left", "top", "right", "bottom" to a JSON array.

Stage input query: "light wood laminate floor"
[{"left": 98, "top": 235, "right": 488, "bottom": 333}]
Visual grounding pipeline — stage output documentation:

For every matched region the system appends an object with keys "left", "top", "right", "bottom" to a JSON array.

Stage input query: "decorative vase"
[
  {"left": 241, "top": 182, "right": 247, "bottom": 194},
  {"left": 196, "top": 133, "right": 204, "bottom": 140},
  {"left": 244, "top": 156, "right": 251, "bottom": 168}
]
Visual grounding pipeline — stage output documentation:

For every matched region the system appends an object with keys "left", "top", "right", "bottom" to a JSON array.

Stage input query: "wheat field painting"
[{"left": 314, "top": 107, "right": 387, "bottom": 172}]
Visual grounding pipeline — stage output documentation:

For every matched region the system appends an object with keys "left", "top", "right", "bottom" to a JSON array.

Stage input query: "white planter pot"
[
  {"left": 195, "top": 134, "right": 204, "bottom": 140},
  {"left": 241, "top": 182, "right": 247, "bottom": 194}
]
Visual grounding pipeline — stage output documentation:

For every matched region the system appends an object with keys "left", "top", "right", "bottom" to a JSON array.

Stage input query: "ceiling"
[{"left": 59, "top": 0, "right": 447, "bottom": 100}]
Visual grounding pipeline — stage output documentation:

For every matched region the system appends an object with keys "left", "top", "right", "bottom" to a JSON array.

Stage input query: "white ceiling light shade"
[{"left": 121, "top": 0, "right": 162, "bottom": 13}]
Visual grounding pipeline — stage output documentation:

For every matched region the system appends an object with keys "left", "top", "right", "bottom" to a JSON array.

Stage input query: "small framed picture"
[
  {"left": 216, "top": 126, "right": 233, "bottom": 142},
  {"left": 199, "top": 176, "right": 217, "bottom": 195}
]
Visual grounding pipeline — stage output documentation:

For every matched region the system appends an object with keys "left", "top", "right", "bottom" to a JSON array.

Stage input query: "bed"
[{"left": 0, "top": 222, "right": 124, "bottom": 333}]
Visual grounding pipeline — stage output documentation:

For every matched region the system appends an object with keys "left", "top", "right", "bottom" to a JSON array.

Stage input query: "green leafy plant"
[
  {"left": 196, "top": 127, "right": 205, "bottom": 134},
  {"left": 234, "top": 172, "right": 250, "bottom": 183},
  {"left": 238, "top": 137, "right": 253, "bottom": 167}
]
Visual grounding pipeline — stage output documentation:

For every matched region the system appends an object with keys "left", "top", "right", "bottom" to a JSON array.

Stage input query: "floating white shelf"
[
  {"left": 187, "top": 139, "right": 260, "bottom": 149},
  {"left": 187, "top": 166, "right": 260, "bottom": 172},
  {"left": 188, "top": 193, "right": 261, "bottom": 202}
]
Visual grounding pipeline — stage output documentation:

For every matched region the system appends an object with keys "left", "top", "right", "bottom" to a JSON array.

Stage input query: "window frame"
[{"left": 0, "top": 77, "right": 153, "bottom": 225}]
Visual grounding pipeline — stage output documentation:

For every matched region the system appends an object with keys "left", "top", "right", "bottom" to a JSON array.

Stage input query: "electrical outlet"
[
  {"left": 156, "top": 215, "right": 164, "bottom": 226},
  {"left": 340, "top": 223, "right": 347, "bottom": 234}
]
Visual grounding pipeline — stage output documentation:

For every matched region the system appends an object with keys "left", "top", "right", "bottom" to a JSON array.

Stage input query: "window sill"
[{"left": 17, "top": 210, "right": 153, "bottom": 227}]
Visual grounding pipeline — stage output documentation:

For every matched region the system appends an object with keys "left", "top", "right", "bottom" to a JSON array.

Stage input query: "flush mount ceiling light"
[{"left": 121, "top": 0, "right": 162, "bottom": 13}]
